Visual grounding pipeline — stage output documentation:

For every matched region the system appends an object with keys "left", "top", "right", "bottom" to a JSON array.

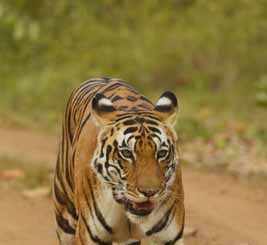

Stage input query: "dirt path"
[
  {"left": 0, "top": 127, "right": 58, "bottom": 167},
  {"left": 0, "top": 127, "right": 266, "bottom": 245}
]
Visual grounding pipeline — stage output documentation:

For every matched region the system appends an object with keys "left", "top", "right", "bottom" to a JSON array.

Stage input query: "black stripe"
[
  {"left": 123, "top": 119, "right": 136, "bottom": 126},
  {"left": 127, "top": 241, "right": 141, "bottom": 245},
  {"left": 53, "top": 181, "right": 66, "bottom": 205},
  {"left": 105, "top": 145, "right": 112, "bottom": 179},
  {"left": 117, "top": 113, "right": 161, "bottom": 123},
  {"left": 130, "top": 106, "right": 138, "bottom": 112},
  {"left": 124, "top": 127, "right": 138, "bottom": 135},
  {"left": 69, "top": 149, "right": 76, "bottom": 180},
  {"left": 62, "top": 119, "right": 74, "bottom": 193},
  {"left": 116, "top": 159, "right": 124, "bottom": 170},
  {"left": 81, "top": 214, "right": 112, "bottom": 245},
  {"left": 164, "top": 213, "right": 185, "bottom": 245},
  {"left": 111, "top": 95, "right": 123, "bottom": 102},
  {"left": 146, "top": 203, "right": 175, "bottom": 236},
  {"left": 145, "top": 119, "right": 159, "bottom": 126},
  {"left": 72, "top": 86, "right": 95, "bottom": 131},
  {"left": 108, "top": 164, "right": 124, "bottom": 180},
  {"left": 155, "top": 105, "right": 172, "bottom": 113},
  {"left": 127, "top": 95, "right": 138, "bottom": 102},
  {"left": 56, "top": 213, "right": 76, "bottom": 234},
  {"left": 105, "top": 145, "right": 112, "bottom": 163},
  {"left": 147, "top": 133, "right": 161, "bottom": 143},
  {"left": 114, "top": 115, "right": 133, "bottom": 123},
  {"left": 110, "top": 128, "right": 114, "bottom": 136},
  {"left": 99, "top": 104, "right": 116, "bottom": 112},
  {"left": 138, "top": 103, "right": 151, "bottom": 110},
  {"left": 101, "top": 83, "right": 122, "bottom": 94},
  {"left": 66, "top": 99, "right": 74, "bottom": 142},
  {"left": 135, "top": 117, "right": 145, "bottom": 124},
  {"left": 72, "top": 87, "right": 89, "bottom": 112},
  {"left": 56, "top": 154, "right": 62, "bottom": 180},
  {"left": 56, "top": 173, "right": 78, "bottom": 220},
  {"left": 118, "top": 105, "right": 128, "bottom": 111},
  {"left": 126, "top": 135, "right": 135, "bottom": 144},
  {"left": 65, "top": 157, "right": 74, "bottom": 193},
  {"left": 66, "top": 199, "right": 79, "bottom": 221},
  {"left": 88, "top": 178, "right": 113, "bottom": 234},
  {"left": 113, "top": 80, "right": 138, "bottom": 93},
  {"left": 148, "top": 126, "right": 161, "bottom": 134},
  {"left": 100, "top": 137, "right": 108, "bottom": 158},
  {"left": 72, "top": 83, "right": 95, "bottom": 111},
  {"left": 140, "top": 95, "right": 153, "bottom": 104},
  {"left": 72, "top": 86, "right": 93, "bottom": 113},
  {"left": 75, "top": 112, "right": 91, "bottom": 140}
]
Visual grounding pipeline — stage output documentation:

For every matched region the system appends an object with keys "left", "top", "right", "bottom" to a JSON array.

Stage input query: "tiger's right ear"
[{"left": 91, "top": 93, "right": 117, "bottom": 126}]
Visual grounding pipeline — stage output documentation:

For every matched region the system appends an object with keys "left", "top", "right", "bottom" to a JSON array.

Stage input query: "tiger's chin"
[
  {"left": 112, "top": 192, "right": 156, "bottom": 216},
  {"left": 112, "top": 190, "right": 169, "bottom": 216},
  {"left": 125, "top": 199, "right": 155, "bottom": 216}
]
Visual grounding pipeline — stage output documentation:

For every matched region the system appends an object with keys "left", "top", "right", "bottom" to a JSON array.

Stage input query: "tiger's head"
[{"left": 91, "top": 91, "right": 179, "bottom": 216}]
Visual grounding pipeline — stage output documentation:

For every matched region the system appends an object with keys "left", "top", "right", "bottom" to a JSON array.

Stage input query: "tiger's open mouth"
[
  {"left": 125, "top": 199, "right": 155, "bottom": 216},
  {"left": 112, "top": 191, "right": 156, "bottom": 216}
]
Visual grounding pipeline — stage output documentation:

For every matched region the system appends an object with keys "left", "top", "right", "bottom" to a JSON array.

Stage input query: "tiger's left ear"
[
  {"left": 154, "top": 91, "right": 179, "bottom": 126},
  {"left": 91, "top": 93, "right": 117, "bottom": 126}
]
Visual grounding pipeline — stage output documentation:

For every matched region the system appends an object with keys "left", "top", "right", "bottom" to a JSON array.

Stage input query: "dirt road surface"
[{"left": 0, "top": 127, "right": 266, "bottom": 245}]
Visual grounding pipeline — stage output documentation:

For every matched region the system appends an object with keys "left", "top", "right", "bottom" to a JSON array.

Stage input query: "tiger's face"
[{"left": 91, "top": 92, "right": 179, "bottom": 216}]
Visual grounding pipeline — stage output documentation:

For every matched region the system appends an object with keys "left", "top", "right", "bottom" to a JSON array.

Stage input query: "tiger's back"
[{"left": 53, "top": 78, "right": 184, "bottom": 245}]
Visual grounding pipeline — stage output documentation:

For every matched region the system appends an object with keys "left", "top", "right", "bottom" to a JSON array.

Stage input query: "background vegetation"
[{"left": 0, "top": 0, "right": 267, "bottom": 174}]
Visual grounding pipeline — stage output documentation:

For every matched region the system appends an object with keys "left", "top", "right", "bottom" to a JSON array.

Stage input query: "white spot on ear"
[
  {"left": 156, "top": 97, "right": 172, "bottom": 106},
  {"left": 98, "top": 98, "right": 113, "bottom": 107}
]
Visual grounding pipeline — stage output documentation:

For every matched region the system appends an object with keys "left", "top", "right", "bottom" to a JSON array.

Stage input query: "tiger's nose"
[{"left": 137, "top": 187, "right": 160, "bottom": 197}]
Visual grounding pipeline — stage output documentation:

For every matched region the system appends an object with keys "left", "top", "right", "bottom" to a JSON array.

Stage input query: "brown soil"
[{"left": 0, "top": 127, "right": 266, "bottom": 245}]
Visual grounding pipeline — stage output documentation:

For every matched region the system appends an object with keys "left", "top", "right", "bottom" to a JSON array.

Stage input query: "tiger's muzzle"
[
  {"left": 123, "top": 185, "right": 167, "bottom": 216},
  {"left": 125, "top": 198, "right": 155, "bottom": 216}
]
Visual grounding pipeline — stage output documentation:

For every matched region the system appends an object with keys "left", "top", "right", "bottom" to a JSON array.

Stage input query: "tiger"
[{"left": 53, "top": 78, "right": 185, "bottom": 245}]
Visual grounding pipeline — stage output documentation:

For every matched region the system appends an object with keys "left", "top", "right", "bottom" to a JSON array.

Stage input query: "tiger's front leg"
[
  {"left": 74, "top": 216, "right": 112, "bottom": 245},
  {"left": 145, "top": 205, "right": 185, "bottom": 245},
  {"left": 147, "top": 225, "right": 184, "bottom": 245}
]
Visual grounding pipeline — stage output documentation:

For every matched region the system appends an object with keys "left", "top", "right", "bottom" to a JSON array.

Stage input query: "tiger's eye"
[
  {"left": 157, "top": 149, "right": 168, "bottom": 159},
  {"left": 121, "top": 149, "right": 133, "bottom": 159}
]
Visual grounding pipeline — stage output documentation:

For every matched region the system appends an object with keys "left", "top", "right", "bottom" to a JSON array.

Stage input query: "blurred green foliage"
[
  {"left": 0, "top": 0, "right": 267, "bottom": 138},
  {"left": 256, "top": 75, "right": 267, "bottom": 106}
]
